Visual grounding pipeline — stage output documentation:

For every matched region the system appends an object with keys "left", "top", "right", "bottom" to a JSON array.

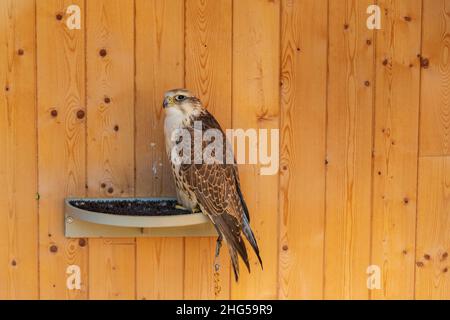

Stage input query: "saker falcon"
[{"left": 162, "top": 88, "right": 263, "bottom": 281}]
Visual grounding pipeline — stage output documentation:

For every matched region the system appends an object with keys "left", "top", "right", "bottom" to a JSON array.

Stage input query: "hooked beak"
[{"left": 163, "top": 96, "right": 173, "bottom": 109}]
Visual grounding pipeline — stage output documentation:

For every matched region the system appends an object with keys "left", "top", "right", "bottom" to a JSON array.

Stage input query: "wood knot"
[
  {"left": 420, "top": 57, "right": 429, "bottom": 69},
  {"left": 404, "top": 16, "right": 412, "bottom": 22},
  {"left": 49, "top": 245, "right": 58, "bottom": 253},
  {"left": 99, "top": 48, "right": 107, "bottom": 57},
  {"left": 76, "top": 110, "right": 85, "bottom": 119},
  {"left": 56, "top": 13, "right": 63, "bottom": 21},
  {"left": 403, "top": 197, "right": 410, "bottom": 205},
  {"left": 11, "top": 260, "right": 17, "bottom": 266},
  {"left": 364, "top": 81, "right": 371, "bottom": 87},
  {"left": 113, "top": 125, "right": 119, "bottom": 132},
  {"left": 423, "top": 254, "right": 431, "bottom": 260},
  {"left": 282, "top": 245, "right": 289, "bottom": 251},
  {"left": 78, "top": 238, "right": 87, "bottom": 247},
  {"left": 382, "top": 59, "right": 389, "bottom": 66},
  {"left": 17, "top": 49, "right": 24, "bottom": 56},
  {"left": 366, "top": 39, "right": 372, "bottom": 46},
  {"left": 50, "top": 109, "right": 58, "bottom": 117},
  {"left": 104, "top": 97, "right": 111, "bottom": 104},
  {"left": 107, "top": 187, "right": 114, "bottom": 194},
  {"left": 416, "top": 261, "right": 424, "bottom": 268}
]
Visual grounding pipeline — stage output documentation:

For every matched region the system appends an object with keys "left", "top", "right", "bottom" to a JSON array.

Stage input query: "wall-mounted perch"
[{"left": 65, "top": 198, "right": 217, "bottom": 238}]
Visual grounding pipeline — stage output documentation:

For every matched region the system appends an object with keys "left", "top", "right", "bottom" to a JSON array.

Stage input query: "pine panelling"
[
  {"left": 0, "top": 0, "right": 38, "bottom": 299},
  {"left": 36, "top": 0, "right": 87, "bottom": 299},
  {"left": 232, "top": 0, "right": 280, "bottom": 299},
  {"left": 371, "top": 0, "right": 422, "bottom": 300},
  {"left": 279, "top": 0, "right": 328, "bottom": 299},
  {"left": 184, "top": 0, "right": 232, "bottom": 300},
  {"left": 135, "top": 0, "right": 184, "bottom": 300},
  {"left": 89, "top": 239, "right": 135, "bottom": 299},
  {"left": 0, "top": 0, "right": 449, "bottom": 300},
  {"left": 415, "top": 157, "right": 450, "bottom": 299},
  {"left": 420, "top": 0, "right": 450, "bottom": 157},
  {"left": 324, "top": 0, "right": 374, "bottom": 299},
  {"left": 86, "top": 0, "right": 135, "bottom": 300}
]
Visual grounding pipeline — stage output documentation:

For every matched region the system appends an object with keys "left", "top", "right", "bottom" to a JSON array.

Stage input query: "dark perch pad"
[{"left": 69, "top": 199, "right": 191, "bottom": 216}]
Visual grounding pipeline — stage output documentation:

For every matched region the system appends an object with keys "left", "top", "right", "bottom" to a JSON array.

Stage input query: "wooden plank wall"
[{"left": 0, "top": 0, "right": 449, "bottom": 300}]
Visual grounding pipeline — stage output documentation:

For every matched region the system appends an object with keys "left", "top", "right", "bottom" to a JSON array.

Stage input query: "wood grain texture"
[
  {"left": 2, "top": 0, "right": 450, "bottom": 300},
  {"left": 184, "top": 0, "right": 232, "bottom": 300},
  {"left": 415, "top": 157, "right": 450, "bottom": 299},
  {"left": 232, "top": 0, "right": 280, "bottom": 300},
  {"left": 86, "top": 0, "right": 135, "bottom": 300},
  {"left": 135, "top": 0, "right": 184, "bottom": 300},
  {"left": 279, "top": 0, "right": 328, "bottom": 299},
  {"left": 371, "top": 0, "right": 422, "bottom": 300},
  {"left": 0, "top": 0, "right": 38, "bottom": 299},
  {"left": 420, "top": 0, "right": 450, "bottom": 156},
  {"left": 36, "top": 0, "right": 87, "bottom": 299},
  {"left": 324, "top": 0, "right": 374, "bottom": 299},
  {"left": 89, "top": 239, "right": 135, "bottom": 299}
]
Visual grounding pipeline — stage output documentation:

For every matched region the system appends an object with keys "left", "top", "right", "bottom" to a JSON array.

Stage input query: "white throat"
[{"left": 164, "top": 107, "right": 187, "bottom": 157}]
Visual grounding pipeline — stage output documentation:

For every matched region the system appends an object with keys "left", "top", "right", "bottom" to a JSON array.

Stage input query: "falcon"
[{"left": 162, "top": 88, "right": 263, "bottom": 281}]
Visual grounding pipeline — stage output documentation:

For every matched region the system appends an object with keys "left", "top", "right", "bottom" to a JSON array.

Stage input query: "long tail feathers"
[
  {"left": 242, "top": 215, "right": 263, "bottom": 269},
  {"left": 212, "top": 213, "right": 263, "bottom": 281},
  {"left": 228, "top": 246, "right": 240, "bottom": 282}
]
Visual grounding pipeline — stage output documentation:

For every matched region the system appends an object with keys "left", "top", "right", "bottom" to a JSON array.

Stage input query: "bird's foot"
[
  {"left": 175, "top": 204, "right": 188, "bottom": 211},
  {"left": 175, "top": 204, "right": 201, "bottom": 214},
  {"left": 214, "top": 235, "right": 223, "bottom": 272}
]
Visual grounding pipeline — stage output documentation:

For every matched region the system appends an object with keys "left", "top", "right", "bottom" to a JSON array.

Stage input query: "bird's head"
[{"left": 163, "top": 89, "right": 203, "bottom": 117}]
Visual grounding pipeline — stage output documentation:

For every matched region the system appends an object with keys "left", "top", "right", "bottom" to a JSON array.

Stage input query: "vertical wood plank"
[
  {"left": 279, "top": 0, "right": 328, "bottom": 299},
  {"left": 419, "top": 0, "right": 450, "bottom": 156},
  {"left": 371, "top": 0, "right": 422, "bottom": 299},
  {"left": 324, "top": 0, "right": 374, "bottom": 299},
  {"left": 232, "top": 0, "right": 280, "bottom": 299},
  {"left": 184, "top": 0, "right": 232, "bottom": 300},
  {"left": 0, "top": 0, "right": 38, "bottom": 299},
  {"left": 415, "top": 157, "right": 450, "bottom": 299},
  {"left": 135, "top": 0, "right": 184, "bottom": 300},
  {"left": 37, "top": 0, "right": 88, "bottom": 299},
  {"left": 86, "top": 0, "right": 135, "bottom": 300},
  {"left": 89, "top": 239, "right": 135, "bottom": 299}
]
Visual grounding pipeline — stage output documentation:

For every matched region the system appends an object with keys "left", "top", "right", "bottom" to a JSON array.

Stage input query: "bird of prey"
[{"left": 162, "top": 88, "right": 263, "bottom": 281}]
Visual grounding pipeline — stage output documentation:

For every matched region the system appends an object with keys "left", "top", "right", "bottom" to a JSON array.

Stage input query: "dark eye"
[{"left": 175, "top": 95, "right": 186, "bottom": 102}]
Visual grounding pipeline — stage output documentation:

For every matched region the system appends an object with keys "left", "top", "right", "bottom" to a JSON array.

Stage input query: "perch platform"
[{"left": 64, "top": 198, "right": 217, "bottom": 238}]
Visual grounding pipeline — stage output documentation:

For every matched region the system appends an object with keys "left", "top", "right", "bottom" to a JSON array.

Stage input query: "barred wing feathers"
[{"left": 180, "top": 111, "right": 262, "bottom": 280}]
